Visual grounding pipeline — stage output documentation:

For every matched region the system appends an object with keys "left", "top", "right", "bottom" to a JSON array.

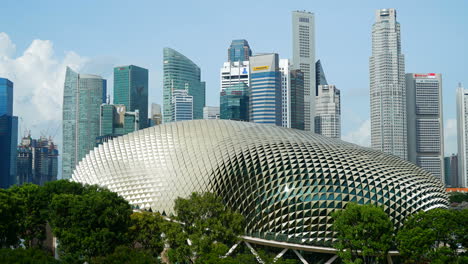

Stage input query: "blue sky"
[{"left": 1, "top": 0, "right": 467, "bottom": 155}]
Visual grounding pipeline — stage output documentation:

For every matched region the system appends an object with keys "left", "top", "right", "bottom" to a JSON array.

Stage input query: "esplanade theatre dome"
[{"left": 72, "top": 120, "right": 448, "bottom": 246}]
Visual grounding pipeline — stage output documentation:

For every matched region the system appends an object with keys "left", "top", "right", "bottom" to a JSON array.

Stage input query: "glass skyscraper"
[
  {"left": 114, "top": 65, "right": 148, "bottom": 129},
  {"left": 163, "top": 48, "right": 205, "bottom": 123},
  {"left": 290, "top": 69, "right": 305, "bottom": 130},
  {"left": 370, "top": 9, "right": 407, "bottom": 160},
  {"left": 220, "top": 83, "right": 249, "bottom": 121},
  {"left": 0, "top": 77, "right": 17, "bottom": 188},
  {"left": 0, "top": 78, "right": 13, "bottom": 116},
  {"left": 228, "top": 39, "right": 252, "bottom": 62},
  {"left": 315, "top": 60, "right": 328, "bottom": 96},
  {"left": 62, "top": 67, "right": 106, "bottom": 179},
  {"left": 456, "top": 84, "right": 468, "bottom": 188},
  {"left": 249, "top": 53, "right": 282, "bottom": 126}
]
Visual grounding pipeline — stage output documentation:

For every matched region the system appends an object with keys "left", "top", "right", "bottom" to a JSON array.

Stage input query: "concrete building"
[
  {"left": 172, "top": 89, "right": 193, "bottom": 122},
  {"left": 62, "top": 67, "right": 106, "bottom": 179},
  {"left": 315, "top": 60, "right": 328, "bottom": 96},
  {"left": 249, "top": 53, "right": 281, "bottom": 126},
  {"left": 203, "top": 106, "right": 220, "bottom": 120},
  {"left": 149, "top": 103, "right": 162, "bottom": 126},
  {"left": 406, "top": 73, "right": 444, "bottom": 181},
  {"left": 220, "top": 61, "right": 250, "bottom": 93},
  {"left": 163, "top": 48, "right": 205, "bottom": 123},
  {"left": 456, "top": 84, "right": 468, "bottom": 187},
  {"left": 279, "top": 59, "right": 291, "bottom": 128},
  {"left": 292, "top": 10, "right": 315, "bottom": 131},
  {"left": 315, "top": 85, "right": 341, "bottom": 138},
  {"left": 370, "top": 8, "right": 407, "bottom": 160}
]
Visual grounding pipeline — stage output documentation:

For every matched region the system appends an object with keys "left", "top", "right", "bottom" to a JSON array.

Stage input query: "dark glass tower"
[
  {"left": 290, "top": 70, "right": 305, "bottom": 130},
  {"left": 163, "top": 48, "right": 205, "bottom": 122},
  {"left": 114, "top": 65, "right": 148, "bottom": 129},
  {"left": 220, "top": 83, "right": 249, "bottom": 121},
  {"left": 228, "top": 40, "right": 252, "bottom": 62},
  {"left": 315, "top": 60, "right": 328, "bottom": 96},
  {"left": 0, "top": 78, "right": 17, "bottom": 188},
  {"left": 0, "top": 78, "right": 13, "bottom": 116}
]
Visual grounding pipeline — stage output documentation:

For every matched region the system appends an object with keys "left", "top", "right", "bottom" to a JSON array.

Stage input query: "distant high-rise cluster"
[{"left": 17, "top": 135, "right": 58, "bottom": 185}]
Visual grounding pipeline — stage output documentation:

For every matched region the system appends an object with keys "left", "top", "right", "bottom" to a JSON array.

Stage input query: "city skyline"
[{"left": 0, "top": 1, "right": 466, "bottom": 158}]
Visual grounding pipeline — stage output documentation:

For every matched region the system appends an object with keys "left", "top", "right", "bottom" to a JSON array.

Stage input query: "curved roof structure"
[{"left": 72, "top": 120, "right": 448, "bottom": 246}]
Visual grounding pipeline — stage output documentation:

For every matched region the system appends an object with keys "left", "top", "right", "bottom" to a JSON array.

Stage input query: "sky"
[{"left": 0, "top": 0, "right": 467, "bottom": 159}]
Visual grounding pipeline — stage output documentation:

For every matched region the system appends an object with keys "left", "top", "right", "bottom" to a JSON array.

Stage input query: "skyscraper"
[
  {"left": 0, "top": 78, "right": 13, "bottom": 116},
  {"left": 315, "top": 85, "right": 341, "bottom": 138},
  {"left": 315, "top": 60, "right": 328, "bottom": 96},
  {"left": 62, "top": 67, "right": 106, "bottom": 179},
  {"left": 444, "top": 154, "right": 458, "bottom": 187},
  {"left": 370, "top": 8, "right": 407, "bottom": 160},
  {"left": 228, "top": 39, "right": 252, "bottom": 62},
  {"left": 220, "top": 61, "right": 250, "bottom": 93},
  {"left": 163, "top": 48, "right": 205, "bottom": 123},
  {"left": 203, "top": 106, "right": 220, "bottom": 120},
  {"left": 149, "top": 103, "right": 162, "bottom": 126},
  {"left": 99, "top": 104, "right": 139, "bottom": 138},
  {"left": 220, "top": 82, "right": 249, "bottom": 121},
  {"left": 249, "top": 53, "right": 281, "bottom": 126},
  {"left": 172, "top": 89, "right": 193, "bottom": 122},
  {"left": 406, "top": 73, "right": 444, "bottom": 181},
  {"left": 17, "top": 135, "right": 58, "bottom": 186},
  {"left": 114, "top": 65, "right": 148, "bottom": 129},
  {"left": 456, "top": 84, "right": 468, "bottom": 187},
  {"left": 292, "top": 10, "right": 315, "bottom": 131},
  {"left": 290, "top": 69, "right": 305, "bottom": 130},
  {"left": 0, "top": 77, "right": 17, "bottom": 188},
  {"left": 279, "top": 59, "right": 291, "bottom": 128}
]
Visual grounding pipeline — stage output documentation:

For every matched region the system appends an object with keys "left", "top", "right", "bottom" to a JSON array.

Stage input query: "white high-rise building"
[
  {"left": 172, "top": 89, "right": 193, "bottom": 122},
  {"left": 220, "top": 61, "right": 250, "bottom": 92},
  {"left": 315, "top": 85, "right": 340, "bottom": 139},
  {"left": 279, "top": 59, "right": 291, "bottom": 128},
  {"left": 370, "top": 8, "right": 407, "bottom": 160},
  {"left": 203, "top": 106, "right": 220, "bottom": 120},
  {"left": 456, "top": 84, "right": 468, "bottom": 187},
  {"left": 292, "top": 10, "right": 315, "bottom": 132},
  {"left": 406, "top": 73, "right": 444, "bottom": 182}
]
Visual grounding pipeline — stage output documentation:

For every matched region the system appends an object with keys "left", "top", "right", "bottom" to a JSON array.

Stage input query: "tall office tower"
[
  {"left": 444, "top": 154, "right": 458, "bottom": 187},
  {"left": 370, "top": 8, "right": 406, "bottom": 159},
  {"left": 292, "top": 10, "right": 315, "bottom": 131},
  {"left": 62, "top": 67, "right": 106, "bottom": 179},
  {"left": 315, "top": 85, "right": 341, "bottom": 138},
  {"left": 220, "top": 83, "right": 249, "bottom": 121},
  {"left": 315, "top": 60, "right": 328, "bottom": 96},
  {"left": 163, "top": 48, "right": 205, "bottom": 123},
  {"left": 99, "top": 104, "right": 139, "bottom": 140},
  {"left": 0, "top": 78, "right": 18, "bottom": 188},
  {"left": 221, "top": 61, "right": 250, "bottom": 92},
  {"left": 17, "top": 135, "right": 58, "bottom": 186},
  {"left": 203, "top": 106, "right": 220, "bottom": 120},
  {"left": 279, "top": 59, "right": 291, "bottom": 128},
  {"left": 456, "top": 84, "right": 468, "bottom": 187},
  {"left": 249, "top": 53, "right": 281, "bottom": 126},
  {"left": 406, "top": 73, "right": 444, "bottom": 181},
  {"left": 172, "top": 89, "right": 193, "bottom": 122},
  {"left": 149, "top": 103, "right": 162, "bottom": 126},
  {"left": 290, "top": 69, "right": 305, "bottom": 130},
  {"left": 114, "top": 65, "right": 148, "bottom": 129},
  {"left": 228, "top": 39, "right": 252, "bottom": 62}
]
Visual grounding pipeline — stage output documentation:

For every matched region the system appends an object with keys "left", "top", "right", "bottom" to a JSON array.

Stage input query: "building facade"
[
  {"left": 203, "top": 106, "right": 220, "bottom": 120},
  {"left": 444, "top": 154, "right": 459, "bottom": 187},
  {"left": 221, "top": 61, "right": 250, "bottom": 92},
  {"left": 149, "top": 103, "right": 162, "bottom": 126},
  {"left": 292, "top": 10, "right": 315, "bottom": 132},
  {"left": 406, "top": 73, "right": 444, "bottom": 181},
  {"left": 228, "top": 39, "right": 252, "bottom": 62},
  {"left": 99, "top": 104, "right": 139, "bottom": 139},
  {"left": 62, "top": 67, "right": 106, "bottom": 179},
  {"left": 17, "top": 135, "right": 58, "bottom": 186},
  {"left": 290, "top": 70, "right": 305, "bottom": 130},
  {"left": 0, "top": 78, "right": 17, "bottom": 188},
  {"left": 163, "top": 48, "right": 205, "bottom": 123},
  {"left": 315, "top": 60, "right": 328, "bottom": 96},
  {"left": 220, "top": 82, "right": 249, "bottom": 121},
  {"left": 172, "top": 89, "right": 193, "bottom": 122},
  {"left": 249, "top": 54, "right": 281, "bottom": 126},
  {"left": 315, "top": 85, "right": 341, "bottom": 138},
  {"left": 279, "top": 59, "right": 291, "bottom": 128},
  {"left": 456, "top": 84, "right": 468, "bottom": 187},
  {"left": 370, "top": 8, "right": 407, "bottom": 160}
]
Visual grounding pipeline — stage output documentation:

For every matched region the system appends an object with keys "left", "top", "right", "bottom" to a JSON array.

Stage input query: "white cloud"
[
  {"left": 342, "top": 119, "right": 371, "bottom": 147},
  {"left": 444, "top": 118, "right": 457, "bottom": 155},
  {"left": 0, "top": 32, "right": 115, "bottom": 147}
]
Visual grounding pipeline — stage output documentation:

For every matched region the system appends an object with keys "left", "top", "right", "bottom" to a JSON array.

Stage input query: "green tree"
[
  {"left": 449, "top": 192, "right": 468, "bottom": 203},
  {"left": 8, "top": 184, "right": 49, "bottom": 248},
  {"left": 0, "top": 248, "right": 59, "bottom": 264},
  {"left": 396, "top": 208, "right": 467, "bottom": 263},
  {"left": 128, "top": 211, "right": 165, "bottom": 256},
  {"left": 48, "top": 187, "right": 133, "bottom": 261},
  {"left": 332, "top": 203, "right": 394, "bottom": 264},
  {"left": 0, "top": 189, "right": 22, "bottom": 248},
  {"left": 165, "top": 192, "right": 245, "bottom": 264},
  {"left": 92, "top": 245, "right": 161, "bottom": 264}
]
